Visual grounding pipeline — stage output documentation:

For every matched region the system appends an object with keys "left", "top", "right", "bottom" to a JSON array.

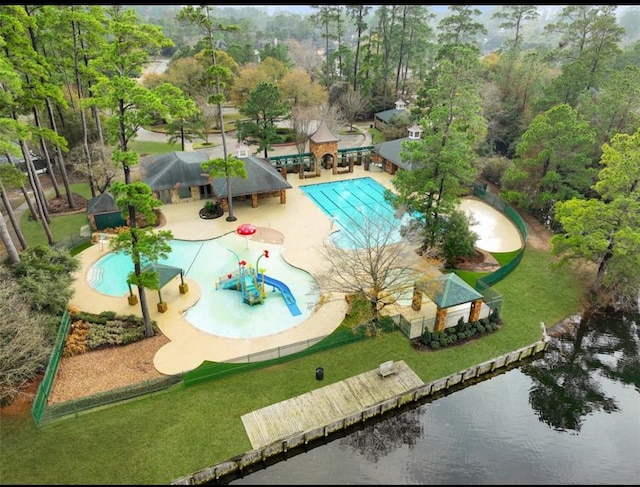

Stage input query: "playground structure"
[{"left": 216, "top": 249, "right": 301, "bottom": 316}]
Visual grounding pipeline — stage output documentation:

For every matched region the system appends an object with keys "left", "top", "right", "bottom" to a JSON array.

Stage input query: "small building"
[
  {"left": 139, "top": 151, "right": 213, "bottom": 204},
  {"left": 420, "top": 273, "right": 489, "bottom": 331},
  {"left": 139, "top": 148, "right": 292, "bottom": 210},
  {"left": 370, "top": 123, "right": 423, "bottom": 175},
  {"left": 212, "top": 144, "right": 293, "bottom": 212},
  {"left": 307, "top": 119, "right": 349, "bottom": 177},
  {"left": 86, "top": 192, "right": 126, "bottom": 231},
  {"left": 373, "top": 99, "right": 409, "bottom": 131}
]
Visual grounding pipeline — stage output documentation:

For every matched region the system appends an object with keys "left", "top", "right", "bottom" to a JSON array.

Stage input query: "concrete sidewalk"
[{"left": 137, "top": 120, "right": 373, "bottom": 158}]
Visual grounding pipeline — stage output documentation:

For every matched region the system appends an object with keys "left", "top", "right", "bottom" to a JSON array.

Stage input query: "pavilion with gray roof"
[{"left": 139, "top": 149, "right": 292, "bottom": 210}]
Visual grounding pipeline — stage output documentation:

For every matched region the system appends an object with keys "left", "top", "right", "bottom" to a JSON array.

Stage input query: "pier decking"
[{"left": 241, "top": 360, "right": 424, "bottom": 449}]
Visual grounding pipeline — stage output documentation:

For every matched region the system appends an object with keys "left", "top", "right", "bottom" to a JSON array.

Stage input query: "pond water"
[{"left": 222, "top": 310, "right": 640, "bottom": 485}]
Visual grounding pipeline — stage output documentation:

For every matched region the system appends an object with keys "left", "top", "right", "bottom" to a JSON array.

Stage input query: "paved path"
[{"left": 137, "top": 112, "right": 373, "bottom": 158}]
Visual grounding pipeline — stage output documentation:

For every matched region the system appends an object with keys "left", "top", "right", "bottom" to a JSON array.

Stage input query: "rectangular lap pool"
[{"left": 301, "top": 177, "right": 407, "bottom": 249}]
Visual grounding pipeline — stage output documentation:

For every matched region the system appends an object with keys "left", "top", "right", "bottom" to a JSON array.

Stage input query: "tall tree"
[
  {"left": 576, "top": 64, "right": 640, "bottom": 148},
  {"left": 492, "top": 5, "right": 539, "bottom": 51},
  {"left": 345, "top": 5, "right": 371, "bottom": 92},
  {"left": 0, "top": 208, "right": 19, "bottom": 264},
  {"left": 237, "top": 81, "right": 291, "bottom": 158},
  {"left": 153, "top": 83, "right": 201, "bottom": 151},
  {"left": 539, "top": 5, "right": 624, "bottom": 109},
  {"left": 0, "top": 6, "right": 56, "bottom": 244},
  {"left": 88, "top": 5, "right": 173, "bottom": 335},
  {"left": 501, "top": 103, "right": 598, "bottom": 223},
  {"left": 109, "top": 181, "right": 173, "bottom": 338},
  {"left": 551, "top": 127, "right": 640, "bottom": 311},
  {"left": 394, "top": 43, "right": 487, "bottom": 249},
  {"left": 437, "top": 4, "right": 487, "bottom": 57},
  {"left": 22, "top": 5, "right": 76, "bottom": 208},
  {"left": 177, "top": 6, "right": 237, "bottom": 218},
  {"left": 309, "top": 5, "right": 341, "bottom": 91},
  {"left": 338, "top": 88, "right": 367, "bottom": 132},
  {"left": 491, "top": 5, "right": 539, "bottom": 88},
  {"left": 0, "top": 163, "right": 28, "bottom": 254},
  {"left": 201, "top": 155, "right": 247, "bottom": 223},
  {"left": 313, "top": 212, "right": 428, "bottom": 332}
]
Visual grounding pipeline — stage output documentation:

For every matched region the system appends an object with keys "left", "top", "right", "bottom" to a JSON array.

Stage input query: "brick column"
[
  {"left": 411, "top": 287, "right": 422, "bottom": 311},
  {"left": 469, "top": 298, "right": 483, "bottom": 323},
  {"left": 435, "top": 307, "right": 447, "bottom": 332}
]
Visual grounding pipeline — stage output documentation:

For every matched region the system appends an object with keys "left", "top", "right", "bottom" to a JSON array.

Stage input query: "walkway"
[{"left": 241, "top": 360, "right": 424, "bottom": 449}]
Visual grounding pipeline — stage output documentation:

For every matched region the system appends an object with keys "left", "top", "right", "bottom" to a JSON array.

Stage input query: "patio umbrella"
[{"left": 237, "top": 223, "right": 257, "bottom": 248}]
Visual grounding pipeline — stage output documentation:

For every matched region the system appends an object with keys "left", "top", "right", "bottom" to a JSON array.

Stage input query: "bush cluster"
[
  {"left": 352, "top": 315, "right": 397, "bottom": 338},
  {"left": 418, "top": 310, "right": 501, "bottom": 350},
  {"left": 63, "top": 310, "right": 157, "bottom": 357}
]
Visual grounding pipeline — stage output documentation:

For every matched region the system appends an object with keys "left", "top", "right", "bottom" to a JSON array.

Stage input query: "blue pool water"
[
  {"left": 87, "top": 235, "right": 319, "bottom": 339},
  {"left": 301, "top": 177, "right": 408, "bottom": 249}
]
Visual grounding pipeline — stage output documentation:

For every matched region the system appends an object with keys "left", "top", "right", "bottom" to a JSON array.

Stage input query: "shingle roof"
[
  {"left": 139, "top": 151, "right": 211, "bottom": 191},
  {"left": 373, "top": 137, "right": 423, "bottom": 171},
  {"left": 374, "top": 108, "right": 409, "bottom": 124},
  {"left": 210, "top": 154, "right": 292, "bottom": 199},
  {"left": 86, "top": 192, "right": 119, "bottom": 215},
  {"left": 422, "top": 273, "right": 483, "bottom": 309},
  {"left": 309, "top": 119, "right": 339, "bottom": 143}
]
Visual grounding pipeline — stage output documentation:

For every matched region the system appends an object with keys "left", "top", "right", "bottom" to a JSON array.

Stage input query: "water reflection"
[
  {"left": 224, "top": 311, "right": 640, "bottom": 485},
  {"left": 522, "top": 309, "right": 639, "bottom": 433}
]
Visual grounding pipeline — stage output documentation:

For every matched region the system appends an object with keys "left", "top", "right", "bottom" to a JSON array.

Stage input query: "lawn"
[
  {"left": 0, "top": 243, "right": 592, "bottom": 484},
  {"left": 19, "top": 183, "right": 93, "bottom": 248},
  {"left": 129, "top": 139, "right": 181, "bottom": 155}
]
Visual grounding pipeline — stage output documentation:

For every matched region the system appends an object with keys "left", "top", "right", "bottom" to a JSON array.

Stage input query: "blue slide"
[{"left": 258, "top": 273, "right": 302, "bottom": 316}]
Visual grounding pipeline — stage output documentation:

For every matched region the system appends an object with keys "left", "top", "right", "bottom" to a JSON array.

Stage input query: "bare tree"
[
  {"left": 313, "top": 211, "right": 429, "bottom": 334},
  {"left": 338, "top": 89, "right": 368, "bottom": 132},
  {"left": 316, "top": 103, "right": 347, "bottom": 137},
  {"left": 67, "top": 143, "right": 118, "bottom": 194},
  {"left": 291, "top": 105, "right": 314, "bottom": 154}
]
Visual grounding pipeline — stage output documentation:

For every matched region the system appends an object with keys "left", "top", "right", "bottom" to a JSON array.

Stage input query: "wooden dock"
[{"left": 241, "top": 360, "right": 424, "bottom": 449}]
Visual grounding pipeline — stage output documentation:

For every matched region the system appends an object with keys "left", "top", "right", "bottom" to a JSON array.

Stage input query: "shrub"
[
  {"left": 488, "top": 308, "right": 501, "bottom": 324},
  {"left": 415, "top": 315, "right": 500, "bottom": 351},
  {"left": 377, "top": 316, "right": 396, "bottom": 333},
  {"left": 65, "top": 311, "right": 156, "bottom": 355}
]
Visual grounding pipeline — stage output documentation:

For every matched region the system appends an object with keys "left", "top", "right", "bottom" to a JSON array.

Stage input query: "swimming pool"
[
  {"left": 302, "top": 177, "right": 524, "bottom": 254},
  {"left": 301, "top": 177, "right": 408, "bottom": 249},
  {"left": 87, "top": 234, "right": 320, "bottom": 339}
]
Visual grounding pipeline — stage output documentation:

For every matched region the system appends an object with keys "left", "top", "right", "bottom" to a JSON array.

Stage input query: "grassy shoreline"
[{"left": 0, "top": 244, "right": 591, "bottom": 484}]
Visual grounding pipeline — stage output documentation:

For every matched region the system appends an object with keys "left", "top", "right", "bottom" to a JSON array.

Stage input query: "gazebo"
[
  {"left": 417, "top": 273, "right": 486, "bottom": 332},
  {"left": 126, "top": 263, "right": 188, "bottom": 312}
]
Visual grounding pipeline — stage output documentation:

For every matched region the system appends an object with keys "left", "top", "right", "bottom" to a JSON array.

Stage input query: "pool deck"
[{"left": 70, "top": 165, "right": 441, "bottom": 376}]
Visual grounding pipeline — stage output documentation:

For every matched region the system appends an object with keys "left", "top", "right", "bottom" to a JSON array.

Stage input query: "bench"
[{"left": 379, "top": 360, "right": 396, "bottom": 378}]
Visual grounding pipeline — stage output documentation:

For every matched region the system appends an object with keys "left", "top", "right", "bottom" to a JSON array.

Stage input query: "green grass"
[
  {"left": 369, "top": 127, "right": 385, "bottom": 144},
  {"left": 492, "top": 249, "right": 521, "bottom": 266},
  {"left": 192, "top": 141, "right": 217, "bottom": 150},
  {"left": 0, "top": 245, "right": 591, "bottom": 484},
  {"left": 340, "top": 127, "right": 363, "bottom": 135},
  {"left": 129, "top": 139, "right": 181, "bottom": 155},
  {"left": 20, "top": 183, "right": 93, "bottom": 248}
]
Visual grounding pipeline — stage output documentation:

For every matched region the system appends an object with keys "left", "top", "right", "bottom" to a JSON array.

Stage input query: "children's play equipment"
[{"left": 216, "top": 249, "right": 301, "bottom": 316}]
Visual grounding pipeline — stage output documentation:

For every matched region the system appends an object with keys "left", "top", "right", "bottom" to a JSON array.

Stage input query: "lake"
[{"left": 222, "top": 310, "right": 640, "bottom": 485}]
